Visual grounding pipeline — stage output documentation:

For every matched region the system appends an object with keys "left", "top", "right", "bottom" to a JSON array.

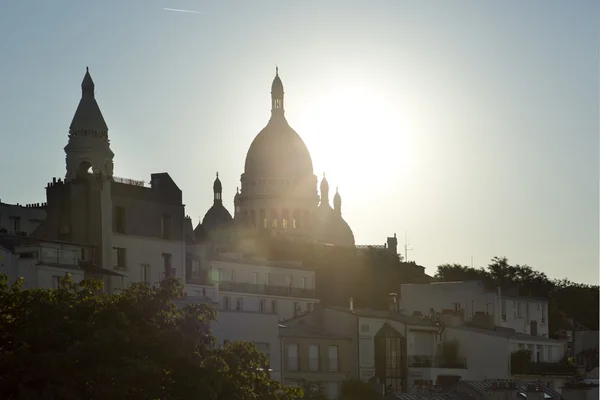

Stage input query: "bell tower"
[{"left": 64, "top": 67, "right": 114, "bottom": 182}]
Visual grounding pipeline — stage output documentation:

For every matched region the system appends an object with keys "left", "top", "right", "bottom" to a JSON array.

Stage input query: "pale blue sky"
[{"left": 1, "top": 1, "right": 598, "bottom": 283}]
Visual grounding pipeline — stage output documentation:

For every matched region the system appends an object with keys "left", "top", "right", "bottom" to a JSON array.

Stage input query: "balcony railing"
[
  {"left": 218, "top": 281, "right": 316, "bottom": 298},
  {"left": 408, "top": 355, "right": 467, "bottom": 369}
]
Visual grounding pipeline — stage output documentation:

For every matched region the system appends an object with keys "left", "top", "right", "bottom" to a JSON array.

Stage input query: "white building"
[
  {"left": 0, "top": 201, "right": 46, "bottom": 236},
  {"left": 444, "top": 324, "right": 568, "bottom": 391},
  {"left": 399, "top": 281, "right": 549, "bottom": 337},
  {"left": 0, "top": 237, "right": 122, "bottom": 289}
]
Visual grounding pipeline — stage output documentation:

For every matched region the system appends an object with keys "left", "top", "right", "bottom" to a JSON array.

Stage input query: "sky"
[{"left": 0, "top": 1, "right": 598, "bottom": 284}]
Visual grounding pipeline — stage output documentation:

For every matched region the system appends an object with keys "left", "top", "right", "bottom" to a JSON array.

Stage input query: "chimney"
[
  {"left": 349, "top": 298, "right": 354, "bottom": 312},
  {"left": 389, "top": 293, "right": 398, "bottom": 313},
  {"left": 387, "top": 233, "right": 398, "bottom": 255}
]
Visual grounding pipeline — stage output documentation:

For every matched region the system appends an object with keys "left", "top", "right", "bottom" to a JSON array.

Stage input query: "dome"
[
  {"left": 244, "top": 117, "right": 313, "bottom": 179},
  {"left": 244, "top": 70, "right": 314, "bottom": 180},
  {"left": 313, "top": 206, "right": 355, "bottom": 248},
  {"left": 202, "top": 203, "right": 233, "bottom": 233},
  {"left": 193, "top": 221, "right": 208, "bottom": 243}
]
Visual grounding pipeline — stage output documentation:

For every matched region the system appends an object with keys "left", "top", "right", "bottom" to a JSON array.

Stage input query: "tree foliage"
[
  {"left": 434, "top": 257, "right": 599, "bottom": 335},
  {"left": 0, "top": 274, "right": 301, "bottom": 400}
]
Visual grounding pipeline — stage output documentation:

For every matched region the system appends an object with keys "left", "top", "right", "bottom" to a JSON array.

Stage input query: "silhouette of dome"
[
  {"left": 244, "top": 70, "right": 313, "bottom": 180},
  {"left": 193, "top": 221, "right": 209, "bottom": 243},
  {"left": 202, "top": 204, "right": 233, "bottom": 233}
]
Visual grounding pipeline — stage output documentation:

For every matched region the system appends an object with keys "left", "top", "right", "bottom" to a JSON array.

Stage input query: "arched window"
[
  {"left": 282, "top": 209, "right": 290, "bottom": 230},
  {"left": 272, "top": 219, "right": 278, "bottom": 229},
  {"left": 293, "top": 210, "right": 300, "bottom": 229}
]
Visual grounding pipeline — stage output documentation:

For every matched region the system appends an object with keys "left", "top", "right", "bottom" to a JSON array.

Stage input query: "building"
[
  {"left": 0, "top": 201, "right": 47, "bottom": 236},
  {"left": 280, "top": 318, "right": 354, "bottom": 399},
  {"left": 399, "top": 281, "right": 550, "bottom": 337},
  {"left": 21, "top": 68, "right": 190, "bottom": 293},
  {"left": 443, "top": 323, "right": 569, "bottom": 391},
  {"left": 282, "top": 296, "right": 471, "bottom": 396},
  {"left": 195, "top": 68, "right": 355, "bottom": 250}
]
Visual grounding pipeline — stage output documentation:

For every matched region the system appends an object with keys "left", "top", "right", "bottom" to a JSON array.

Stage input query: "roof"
[
  {"left": 448, "top": 325, "right": 565, "bottom": 343},
  {"left": 69, "top": 68, "right": 108, "bottom": 133},
  {"left": 280, "top": 322, "right": 352, "bottom": 340},
  {"left": 327, "top": 305, "right": 438, "bottom": 327},
  {"left": 459, "top": 380, "right": 562, "bottom": 400},
  {"left": 202, "top": 203, "right": 233, "bottom": 232},
  {"left": 394, "top": 394, "right": 462, "bottom": 400}
]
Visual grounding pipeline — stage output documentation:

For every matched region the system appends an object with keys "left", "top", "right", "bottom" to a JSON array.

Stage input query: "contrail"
[{"left": 164, "top": 7, "right": 202, "bottom": 14}]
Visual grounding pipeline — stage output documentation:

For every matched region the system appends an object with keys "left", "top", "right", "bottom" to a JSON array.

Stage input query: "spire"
[
  {"left": 333, "top": 186, "right": 342, "bottom": 215},
  {"left": 69, "top": 67, "right": 109, "bottom": 134},
  {"left": 320, "top": 173, "right": 330, "bottom": 207},
  {"left": 213, "top": 172, "right": 222, "bottom": 203},
  {"left": 271, "top": 67, "right": 284, "bottom": 116}
]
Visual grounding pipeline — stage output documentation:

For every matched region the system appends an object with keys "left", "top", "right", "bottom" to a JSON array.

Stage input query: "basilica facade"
[{"left": 197, "top": 69, "right": 355, "bottom": 249}]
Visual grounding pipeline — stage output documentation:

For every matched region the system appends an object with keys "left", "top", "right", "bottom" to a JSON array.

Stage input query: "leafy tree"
[{"left": 0, "top": 274, "right": 301, "bottom": 400}]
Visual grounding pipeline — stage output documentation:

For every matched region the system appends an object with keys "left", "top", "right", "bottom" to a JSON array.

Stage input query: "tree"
[{"left": 0, "top": 274, "right": 301, "bottom": 400}]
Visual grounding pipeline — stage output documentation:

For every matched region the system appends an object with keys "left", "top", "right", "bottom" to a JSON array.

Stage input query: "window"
[
  {"left": 235, "top": 297, "right": 243, "bottom": 310},
  {"left": 525, "top": 302, "right": 530, "bottom": 322},
  {"left": 360, "top": 324, "right": 370, "bottom": 333},
  {"left": 360, "top": 337, "right": 374, "bottom": 367},
  {"left": 272, "top": 218, "right": 278, "bottom": 229},
  {"left": 252, "top": 272, "right": 259, "bottom": 284},
  {"left": 171, "top": 267, "right": 177, "bottom": 278},
  {"left": 161, "top": 214, "right": 171, "bottom": 239},
  {"left": 52, "top": 275, "right": 61, "bottom": 289},
  {"left": 308, "top": 344, "right": 319, "bottom": 371},
  {"left": 114, "top": 206, "right": 126, "bottom": 233},
  {"left": 292, "top": 218, "right": 297, "bottom": 229},
  {"left": 501, "top": 300, "right": 507, "bottom": 320},
  {"left": 293, "top": 302, "right": 300, "bottom": 316},
  {"left": 114, "top": 247, "right": 126, "bottom": 269},
  {"left": 286, "top": 275, "right": 292, "bottom": 287},
  {"left": 453, "top": 302, "right": 461, "bottom": 311},
  {"left": 271, "top": 300, "right": 277, "bottom": 314},
  {"left": 542, "top": 305, "right": 546, "bottom": 323},
  {"left": 301, "top": 276, "right": 308, "bottom": 289},
  {"left": 10, "top": 216, "right": 21, "bottom": 233},
  {"left": 513, "top": 301, "right": 517, "bottom": 318},
  {"left": 328, "top": 345, "right": 339, "bottom": 371},
  {"left": 162, "top": 253, "right": 172, "bottom": 278},
  {"left": 259, "top": 299, "right": 266, "bottom": 313},
  {"left": 282, "top": 219, "right": 288, "bottom": 229},
  {"left": 223, "top": 296, "right": 230, "bottom": 310},
  {"left": 231, "top": 270, "right": 236, "bottom": 281},
  {"left": 254, "top": 342, "right": 271, "bottom": 366},
  {"left": 141, "top": 264, "right": 150, "bottom": 285},
  {"left": 287, "top": 344, "right": 298, "bottom": 371},
  {"left": 307, "top": 303, "right": 314, "bottom": 312},
  {"left": 517, "top": 302, "right": 523, "bottom": 318}
]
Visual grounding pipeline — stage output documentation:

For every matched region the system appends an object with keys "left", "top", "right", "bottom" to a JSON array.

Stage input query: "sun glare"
[{"left": 299, "top": 87, "right": 413, "bottom": 192}]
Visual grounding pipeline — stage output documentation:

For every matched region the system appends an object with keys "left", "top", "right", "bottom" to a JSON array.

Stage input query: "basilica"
[{"left": 196, "top": 68, "right": 355, "bottom": 250}]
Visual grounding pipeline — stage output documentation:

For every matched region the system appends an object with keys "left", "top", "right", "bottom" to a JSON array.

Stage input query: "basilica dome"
[{"left": 244, "top": 69, "right": 313, "bottom": 180}]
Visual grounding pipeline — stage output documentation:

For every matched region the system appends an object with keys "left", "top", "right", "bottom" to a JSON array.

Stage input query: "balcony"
[
  {"left": 408, "top": 355, "right": 467, "bottom": 369},
  {"left": 218, "top": 281, "right": 316, "bottom": 298}
]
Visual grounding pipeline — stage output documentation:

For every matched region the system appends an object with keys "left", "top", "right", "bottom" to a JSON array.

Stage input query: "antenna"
[{"left": 404, "top": 231, "right": 413, "bottom": 262}]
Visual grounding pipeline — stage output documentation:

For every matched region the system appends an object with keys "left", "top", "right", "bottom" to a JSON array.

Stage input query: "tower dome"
[
  {"left": 243, "top": 68, "right": 314, "bottom": 180},
  {"left": 202, "top": 172, "right": 233, "bottom": 233}
]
